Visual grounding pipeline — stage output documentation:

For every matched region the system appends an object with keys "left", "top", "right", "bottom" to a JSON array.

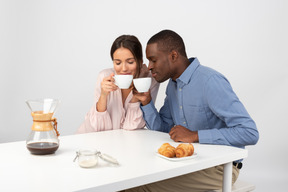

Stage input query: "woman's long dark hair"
[{"left": 110, "top": 35, "right": 143, "bottom": 78}]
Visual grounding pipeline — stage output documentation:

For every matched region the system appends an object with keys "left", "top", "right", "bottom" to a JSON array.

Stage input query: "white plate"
[{"left": 156, "top": 152, "right": 198, "bottom": 161}]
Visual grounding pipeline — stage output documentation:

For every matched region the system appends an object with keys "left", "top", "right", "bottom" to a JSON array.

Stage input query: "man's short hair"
[{"left": 147, "top": 30, "right": 187, "bottom": 57}]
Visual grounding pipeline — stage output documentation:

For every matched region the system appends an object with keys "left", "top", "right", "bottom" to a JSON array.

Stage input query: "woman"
[{"left": 77, "top": 35, "right": 159, "bottom": 133}]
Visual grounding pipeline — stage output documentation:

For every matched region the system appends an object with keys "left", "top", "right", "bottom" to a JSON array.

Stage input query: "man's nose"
[{"left": 148, "top": 62, "right": 153, "bottom": 70}]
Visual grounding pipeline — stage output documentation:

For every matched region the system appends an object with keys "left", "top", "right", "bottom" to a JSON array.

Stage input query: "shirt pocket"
[{"left": 184, "top": 105, "right": 209, "bottom": 130}]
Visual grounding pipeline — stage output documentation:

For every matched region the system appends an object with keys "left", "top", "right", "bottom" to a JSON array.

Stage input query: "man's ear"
[{"left": 170, "top": 50, "right": 178, "bottom": 62}]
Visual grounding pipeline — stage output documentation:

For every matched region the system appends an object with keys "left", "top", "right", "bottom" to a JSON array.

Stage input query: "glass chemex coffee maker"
[{"left": 26, "top": 98, "right": 60, "bottom": 155}]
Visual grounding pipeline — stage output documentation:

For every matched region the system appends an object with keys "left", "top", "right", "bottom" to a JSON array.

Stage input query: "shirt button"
[
  {"left": 179, "top": 106, "right": 182, "bottom": 109},
  {"left": 183, "top": 121, "right": 186, "bottom": 124},
  {"left": 179, "top": 88, "right": 182, "bottom": 91}
]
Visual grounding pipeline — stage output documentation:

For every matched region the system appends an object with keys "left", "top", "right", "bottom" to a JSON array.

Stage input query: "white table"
[{"left": 0, "top": 129, "right": 247, "bottom": 192}]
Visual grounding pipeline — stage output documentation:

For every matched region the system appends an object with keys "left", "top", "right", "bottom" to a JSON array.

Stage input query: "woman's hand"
[
  {"left": 97, "top": 73, "right": 118, "bottom": 112},
  {"left": 100, "top": 73, "right": 118, "bottom": 97}
]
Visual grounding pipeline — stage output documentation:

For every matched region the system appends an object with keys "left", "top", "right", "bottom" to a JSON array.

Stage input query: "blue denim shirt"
[{"left": 141, "top": 58, "right": 259, "bottom": 148}]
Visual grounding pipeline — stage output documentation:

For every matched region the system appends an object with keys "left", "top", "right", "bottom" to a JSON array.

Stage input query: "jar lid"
[{"left": 98, "top": 152, "right": 119, "bottom": 165}]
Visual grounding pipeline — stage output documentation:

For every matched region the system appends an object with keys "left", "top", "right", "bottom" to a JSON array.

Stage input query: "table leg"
[{"left": 222, "top": 162, "right": 232, "bottom": 192}]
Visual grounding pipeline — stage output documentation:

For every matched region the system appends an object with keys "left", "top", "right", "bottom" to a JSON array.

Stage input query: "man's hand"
[
  {"left": 132, "top": 89, "right": 152, "bottom": 106},
  {"left": 169, "top": 125, "right": 199, "bottom": 143}
]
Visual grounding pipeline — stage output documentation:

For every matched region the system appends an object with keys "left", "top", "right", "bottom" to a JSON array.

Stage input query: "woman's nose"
[{"left": 122, "top": 63, "right": 127, "bottom": 71}]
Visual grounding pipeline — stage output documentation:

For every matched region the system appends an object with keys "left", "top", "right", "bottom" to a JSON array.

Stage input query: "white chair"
[{"left": 207, "top": 180, "right": 256, "bottom": 192}]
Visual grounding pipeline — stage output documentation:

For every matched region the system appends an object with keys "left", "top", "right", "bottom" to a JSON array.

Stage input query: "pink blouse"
[{"left": 76, "top": 68, "right": 159, "bottom": 133}]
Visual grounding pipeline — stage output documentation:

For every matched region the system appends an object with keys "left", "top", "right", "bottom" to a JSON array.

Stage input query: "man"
[{"left": 129, "top": 30, "right": 259, "bottom": 192}]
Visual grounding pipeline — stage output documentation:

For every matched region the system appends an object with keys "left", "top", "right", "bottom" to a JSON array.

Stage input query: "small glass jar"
[
  {"left": 74, "top": 149, "right": 119, "bottom": 168},
  {"left": 76, "top": 149, "right": 98, "bottom": 168}
]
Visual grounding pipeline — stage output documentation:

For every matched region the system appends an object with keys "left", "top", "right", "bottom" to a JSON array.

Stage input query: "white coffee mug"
[
  {"left": 133, "top": 77, "right": 152, "bottom": 93},
  {"left": 114, "top": 75, "right": 133, "bottom": 89}
]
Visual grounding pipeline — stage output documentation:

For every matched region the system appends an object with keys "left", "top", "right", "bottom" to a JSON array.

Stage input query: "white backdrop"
[{"left": 1, "top": 0, "right": 287, "bottom": 191}]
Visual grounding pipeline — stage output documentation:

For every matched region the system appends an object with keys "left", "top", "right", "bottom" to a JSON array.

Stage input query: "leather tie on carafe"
[{"left": 51, "top": 118, "right": 60, "bottom": 137}]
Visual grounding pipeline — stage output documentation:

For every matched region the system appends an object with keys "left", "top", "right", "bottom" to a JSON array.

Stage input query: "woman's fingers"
[{"left": 101, "top": 73, "right": 118, "bottom": 93}]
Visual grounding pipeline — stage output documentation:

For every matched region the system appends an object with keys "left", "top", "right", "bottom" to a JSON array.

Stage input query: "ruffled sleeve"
[{"left": 76, "top": 69, "right": 113, "bottom": 133}]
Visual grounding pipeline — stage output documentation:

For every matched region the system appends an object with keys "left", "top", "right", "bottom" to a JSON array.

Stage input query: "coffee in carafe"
[{"left": 26, "top": 99, "right": 60, "bottom": 155}]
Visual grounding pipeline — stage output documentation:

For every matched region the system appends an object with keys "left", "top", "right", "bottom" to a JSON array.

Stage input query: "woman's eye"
[
  {"left": 115, "top": 62, "right": 121, "bottom": 65},
  {"left": 128, "top": 61, "right": 134, "bottom": 64}
]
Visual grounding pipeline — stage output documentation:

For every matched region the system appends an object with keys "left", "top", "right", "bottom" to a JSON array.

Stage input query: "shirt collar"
[{"left": 176, "top": 57, "right": 200, "bottom": 85}]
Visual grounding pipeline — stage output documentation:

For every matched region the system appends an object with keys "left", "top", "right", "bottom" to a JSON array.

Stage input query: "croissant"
[
  {"left": 158, "top": 143, "right": 176, "bottom": 158},
  {"left": 175, "top": 143, "right": 194, "bottom": 158}
]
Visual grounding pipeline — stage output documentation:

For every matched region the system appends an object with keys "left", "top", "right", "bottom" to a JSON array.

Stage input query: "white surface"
[
  {"left": 1, "top": 1, "right": 287, "bottom": 191},
  {"left": 156, "top": 152, "right": 198, "bottom": 161},
  {"left": 0, "top": 129, "right": 247, "bottom": 192}
]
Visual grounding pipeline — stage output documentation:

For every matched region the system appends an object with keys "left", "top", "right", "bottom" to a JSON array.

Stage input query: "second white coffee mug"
[{"left": 133, "top": 77, "right": 151, "bottom": 93}]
